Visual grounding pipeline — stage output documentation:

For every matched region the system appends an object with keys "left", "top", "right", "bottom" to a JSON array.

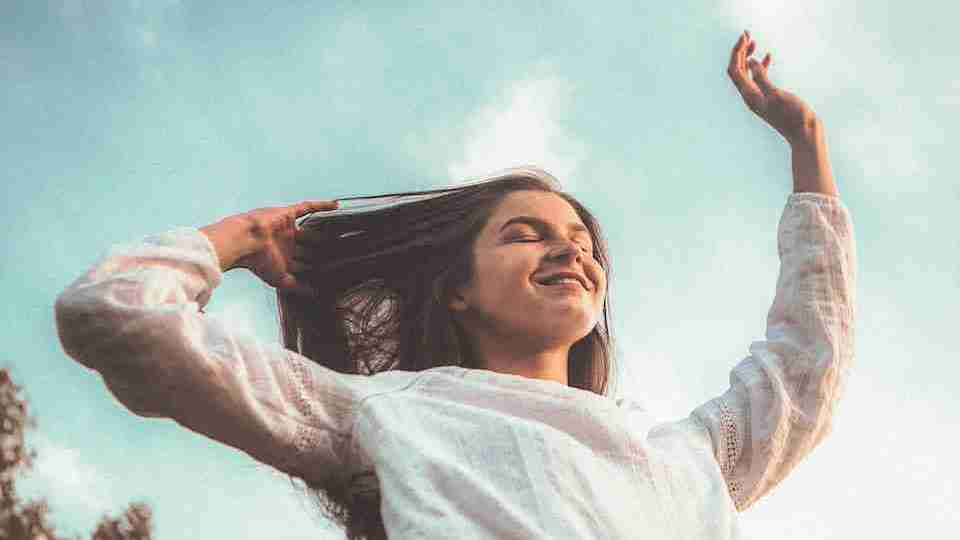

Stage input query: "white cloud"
[
  {"left": 448, "top": 76, "right": 586, "bottom": 183},
  {"left": 17, "top": 434, "right": 118, "bottom": 533},
  {"left": 724, "top": 0, "right": 945, "bottom": 203},
  {"left": 406, "top": 72, "right": 587, "bottom": 185},
  {"left": 724, "top": 0, "right": 837, "bottom": 92}
]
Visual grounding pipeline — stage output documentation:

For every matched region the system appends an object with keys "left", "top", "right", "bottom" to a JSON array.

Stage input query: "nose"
[{"left": 546, "top": 239, "right": 584, "bottom": 263}]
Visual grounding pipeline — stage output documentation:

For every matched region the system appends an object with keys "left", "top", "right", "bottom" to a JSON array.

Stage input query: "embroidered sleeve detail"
[
  {"left": 715, "top": 397, "right": 745, "bottom": 511},
  {"left": 284, "top": 356, "right": 347, "bottom": 480},
  {"left": 54, "top": 226, "right": 417, "bottom": 487},
  {"left": 688, "top": 193, "right": 856, "bottom": 512}
]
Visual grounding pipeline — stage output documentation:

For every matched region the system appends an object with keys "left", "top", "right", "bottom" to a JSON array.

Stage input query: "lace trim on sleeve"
[
  {"left": 716, "top": 397, "right": 745, "bottom": 511},
  {"left": 284, "top": 354, "right": 353, "bottom": 483}
]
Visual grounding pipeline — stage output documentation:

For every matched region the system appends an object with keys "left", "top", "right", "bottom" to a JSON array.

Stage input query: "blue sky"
[{"left": 3, "top": 1, "right": 957, "bottom": 538}]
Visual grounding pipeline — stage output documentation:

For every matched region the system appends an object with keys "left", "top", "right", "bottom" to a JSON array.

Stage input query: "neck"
[{"left": 473, "top": 342, "right": 570, "bottom": 386}]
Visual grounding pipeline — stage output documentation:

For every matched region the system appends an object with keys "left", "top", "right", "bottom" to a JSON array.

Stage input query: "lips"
[{"left": 533, "top": 271, "right": 592, "bottom": 291}]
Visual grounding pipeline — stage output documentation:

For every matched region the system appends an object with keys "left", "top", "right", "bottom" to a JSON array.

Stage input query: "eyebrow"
[{"left": 498, "top": 216, "right": 590, "bottom": 237}]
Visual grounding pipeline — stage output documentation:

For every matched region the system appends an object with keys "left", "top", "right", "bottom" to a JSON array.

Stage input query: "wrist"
[
  {"left": 789, "top": 126, "right": 839, "bottom": 197},
  {"left": 786, "top": 114, "right": 824, "bottom": 149},
  {"left": 199, "top": 216, "right": 260, "bottom": 272}
]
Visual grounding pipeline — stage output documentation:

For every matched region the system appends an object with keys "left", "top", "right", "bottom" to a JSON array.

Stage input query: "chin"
[{"left": 533, "top": 318, "right": 596, "bottom": 345}]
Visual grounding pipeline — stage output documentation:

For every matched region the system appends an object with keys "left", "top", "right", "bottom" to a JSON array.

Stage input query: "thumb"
[{"left": 275, "top": 273, "right": 317, "bottom": 298}]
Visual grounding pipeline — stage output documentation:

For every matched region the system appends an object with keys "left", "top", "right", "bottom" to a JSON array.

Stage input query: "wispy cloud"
[
  {"left": 449, "top": 76, "right": 587, "bottom": 182},
  {"left": 407, "top": 72, "right": 587, "bottom": 184},
  {"left": 17, "top": 434, "right": 118, "bottom": 534},
  {"left": 726, "top": 0, "right": 947, "bottom": 203},
  {"left": 726, "top": 0, "right": 836, "bottom": 88}
]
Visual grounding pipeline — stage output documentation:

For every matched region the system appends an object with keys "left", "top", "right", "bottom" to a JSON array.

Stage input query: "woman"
[{"left": 54, "top": 31, "right": 856, "bottom": 539}]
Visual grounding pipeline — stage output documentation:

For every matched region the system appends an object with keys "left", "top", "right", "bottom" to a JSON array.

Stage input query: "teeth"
[{"left": 545, "top": 277, "right": 580, "bottom": 286}]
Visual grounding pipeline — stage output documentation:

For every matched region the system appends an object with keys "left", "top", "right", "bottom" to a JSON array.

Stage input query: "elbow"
[
  {"left": 55, "top": 290, "right": 165, "bottom": 419},
  {"left": 55, "top": 289, "right": 84, "bottom": 360},
  {"left": 54, "top": 287, "right": 108, "bottom": 370}
]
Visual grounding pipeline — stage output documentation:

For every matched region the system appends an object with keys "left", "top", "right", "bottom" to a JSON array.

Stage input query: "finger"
[
  {"left": 279, "top": 274, "right": 318, "bottom": 298},
  {"left": 728, "top": 45, "right": 763, "bottom": 108},
  {"left": 727, "top": 33, "right": 755, "bottom": 90},
  {"left": 294, "top": 200, "right": 340, "bottom": 217},
  {"left": 737, "top": 79, "right": 765, "bottom": 114},
  {"left": 748, "top": 57, "right": 776, "bottom": 95},
  {"left": 728, "top": 32, "right": 748, "bottom": 75},
  {"left": 739, "top": 31, "right": 753, "bottom": 68}
]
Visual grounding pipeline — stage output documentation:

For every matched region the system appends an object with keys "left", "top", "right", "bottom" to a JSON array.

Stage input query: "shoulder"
[{"left": 346, "top": 366, "right": 439, "bottom": 404}]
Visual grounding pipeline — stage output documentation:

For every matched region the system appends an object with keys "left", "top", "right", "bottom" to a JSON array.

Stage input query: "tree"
[
  {"left": 0, "top": 367, "right": 155, "bottom": 540},
  {"left": 90, "top": 503, "right": 153, "bottom": 540}
]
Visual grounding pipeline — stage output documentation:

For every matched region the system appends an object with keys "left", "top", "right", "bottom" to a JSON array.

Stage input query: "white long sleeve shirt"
[{"left": 54, "top": 192, "right": 856, "bottom": 539}]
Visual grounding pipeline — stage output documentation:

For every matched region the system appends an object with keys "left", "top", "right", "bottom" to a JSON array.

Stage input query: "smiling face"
[{"left": 447, "top": 190, "right": 607, "bottom": 355}]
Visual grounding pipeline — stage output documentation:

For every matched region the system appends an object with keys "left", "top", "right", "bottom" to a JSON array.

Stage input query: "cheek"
[
  {"left": 588, "top": 261, "right": 606, "bottom": 289},
  {"left": 472, "top": 255, "right": 528, "bottom": 301},
  {"left": 592, "top": 270, "right": 608, "bottom": 306}
]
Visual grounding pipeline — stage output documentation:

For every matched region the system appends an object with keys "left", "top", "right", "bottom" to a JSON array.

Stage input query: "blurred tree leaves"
[{"left": 1, "top": 368, "right": 155, "bottom": 540}]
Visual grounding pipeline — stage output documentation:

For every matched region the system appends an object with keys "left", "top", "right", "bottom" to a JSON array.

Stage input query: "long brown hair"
[{"left": 276, "top": 166, "right": 617, "bottom": 539}]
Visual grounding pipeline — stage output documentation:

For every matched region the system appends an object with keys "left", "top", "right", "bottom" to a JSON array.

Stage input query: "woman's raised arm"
[
  {"left": 54, "top": 202, "right": 417, "bottom": 486},
  {"left": 652, "top": 33, "right": 857, "bottom": 511},
  {"left": 681, "top": 191, "right": 856, "bottom": 512}
]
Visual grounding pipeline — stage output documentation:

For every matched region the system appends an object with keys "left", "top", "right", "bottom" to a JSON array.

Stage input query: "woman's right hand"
[
  {"left": 200, "top": 200, "right": 340, "bottom": 297},
  {"left": 727, "top": 30, "right": 820, "bottom": 144}
]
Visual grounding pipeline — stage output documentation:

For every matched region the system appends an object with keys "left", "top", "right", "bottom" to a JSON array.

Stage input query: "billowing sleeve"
[
  {"left": 689, "top": 192, "right": 857, "bottom": 512},
  {"left": 54, "top": 226, "right": 414, "bottom": 486}
]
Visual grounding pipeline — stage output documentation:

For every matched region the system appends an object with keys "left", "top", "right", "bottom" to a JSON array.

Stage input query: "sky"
[{"left": 2, "top": 0, "right": 958, "bottom": 538}]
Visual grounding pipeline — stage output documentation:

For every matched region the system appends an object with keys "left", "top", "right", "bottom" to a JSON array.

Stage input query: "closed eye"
[{"left": 515, "top": 237, "right": 594, "bottom": 256}]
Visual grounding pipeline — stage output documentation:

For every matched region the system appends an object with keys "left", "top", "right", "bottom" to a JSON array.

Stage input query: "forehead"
[{"left": 486, "top": 190, "right": 584, "bottom": 230}]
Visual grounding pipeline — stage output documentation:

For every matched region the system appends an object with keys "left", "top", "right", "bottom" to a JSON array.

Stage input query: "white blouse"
[{"left": 54, "top": 192, "right": 856, "bottom": 539}]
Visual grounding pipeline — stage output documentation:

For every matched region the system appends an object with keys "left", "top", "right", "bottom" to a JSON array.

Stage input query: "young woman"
[{"left": 54, "top": 32, "right": 855, "bottom": 539}]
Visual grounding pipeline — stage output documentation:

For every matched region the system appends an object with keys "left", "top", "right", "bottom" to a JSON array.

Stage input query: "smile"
[
  {"left": 535, "top": 279, "right": 587, "bottom": 292},
  {"left": 532, "top": 272, "right": 592, "bottom": 290}
]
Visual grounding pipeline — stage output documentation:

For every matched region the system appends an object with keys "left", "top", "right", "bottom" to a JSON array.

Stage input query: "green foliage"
[{"left": 0, "top": 368, "right": 155, "bottom": 540}]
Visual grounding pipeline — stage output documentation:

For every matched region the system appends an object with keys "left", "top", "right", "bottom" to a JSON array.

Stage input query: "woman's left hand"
[{"left": 727, "top": 31, "right": 820, "bottom": 144}]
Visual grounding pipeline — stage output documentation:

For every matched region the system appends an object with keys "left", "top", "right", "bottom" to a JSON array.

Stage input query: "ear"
[
  {"left": 446, "top": 287, "right": 469, "bottom": 313},
  {"left": 434, "top": 276, "right": 469, "bottom": 313}
]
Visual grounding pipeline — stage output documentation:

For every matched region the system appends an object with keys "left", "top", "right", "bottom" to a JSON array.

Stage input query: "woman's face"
[{"left": 448, "top": 190, "right": 607, "bottom": 351}]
